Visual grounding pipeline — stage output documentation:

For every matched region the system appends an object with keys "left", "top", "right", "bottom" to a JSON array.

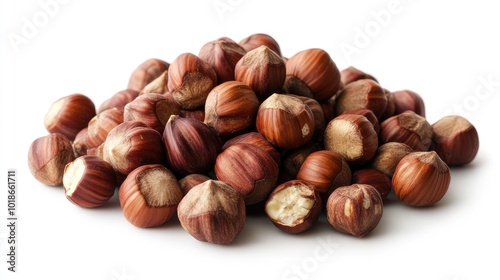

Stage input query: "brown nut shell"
[
  {"left": 326, "top": 184, "right": 383, "bottom": 238},
  {"left": 296, "top": 150, "right": 352, "bottom": 195},
  {"left": 204, "top": 81, "right": 260, "bottom": 137},
  {"left": 63, "top": 155, "right": 116, "bottom": 208},
  {"left": 163, "top": 115, "right": 222, "bottom": 175},
  {"left": 44, "top": 93, "right": 96, "bottom": 140},
  {"left": 324, "top": 114, "right": 378, "bottom": 165},
  {"left": 284, "top": 48, "right": 341, "bottom": 101},
  {"left": 431, "top": 115, "right": 479, "bottom": 166},
  {"left": 392, "top": 151, "right": 451, "bottom": 207},
  {"left": 177, "top": 180, "right": 246, "bottom": 245},
  {"left": 379, "top": 110, "right": 433, "bottom": 152},
  {"left": 256, "top": 93, "right": 315, "bottom": 150},
  {"left": 167, "top": 53, "right": 217, "bottom": 110},
  {"left": 28, "top": 133, "right": 76, "bottom": 186},
  {"left": 335, "top": 79, "right": 387, "bottom": 119},
  {"left": 234, "top": 45, "right": 286, "bottom": 101},
  {"left": 198, "top": 37, "right": 247, "bottom": 84},
  {"left": 127, "top": 58, "right": 170, "bottom": 92},
  {"left": 215, "top": 143, "right": 279, "bottom": 205},
  {"left": 119, "top": 164, "right": 183, "bottom": 228},
  {"left": 102, "top": 121, "right": 165, "bottom": 176}
]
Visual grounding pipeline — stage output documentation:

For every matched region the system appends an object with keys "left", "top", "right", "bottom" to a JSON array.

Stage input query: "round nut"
[
  {"left": 392, "top": 151, "right": 451, "bottom": 207},
  {"left": 326, "top": 184, "right": 383, "bottom": 238},
  {"left": 28, "top": 133, "right": 76, "bottom": 186},
  {"left": 256, "top": 93, "right": 315, "bottom": 150},
  {"left": 63, "top": 155, "right": 116, "bottom": 208},
  {"left": 119, "top": 164, "right": 182, "bottom": 228},
  {"left": 44, "top": 93, "right": 96, "bottom": 140},
  {"left": 324, "top": 114, "right": 378, "bottom": 166}
]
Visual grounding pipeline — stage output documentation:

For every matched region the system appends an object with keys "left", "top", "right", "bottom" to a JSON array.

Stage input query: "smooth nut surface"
[
  {"left": 63, "top": 155, "right": 116, "bottom": 208},
  {"left": 256, "top": 93, "right": 315, "bottom": 150},
  {"left": 392, "top": 151, "right": 451, "bottom": 207},
  {"left": 44, "top": 93, "right": 96, "bottom": 140},
  {"left": 119, "top": 164, "right": 182, "bottom": 228}
]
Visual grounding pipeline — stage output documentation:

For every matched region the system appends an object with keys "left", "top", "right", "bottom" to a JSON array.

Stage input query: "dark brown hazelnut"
[{"left": 431, "top": 115, "right": 479, "bottom": 166}]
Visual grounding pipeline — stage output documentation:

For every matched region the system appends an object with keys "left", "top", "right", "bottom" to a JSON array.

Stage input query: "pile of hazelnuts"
[{"left": 28, "top": 33, "right": 479, "bottom": 245}]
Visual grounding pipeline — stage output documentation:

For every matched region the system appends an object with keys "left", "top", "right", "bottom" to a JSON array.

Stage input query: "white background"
[{"left": 1, "top": 1, "right": 499, "bottom": 280}]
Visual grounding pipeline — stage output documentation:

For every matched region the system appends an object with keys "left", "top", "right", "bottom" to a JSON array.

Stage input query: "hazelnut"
[
  {"left": 86, "top": 108, "right": 124, "bottom": 149},
  {"left": 140, "top": 70, "right": 169, "bottom": 95},
  {"left": 102, "top": 121, "right": 165, "bottom": 176},
  {"left": 370, "top": 142, "right": 413, "bottom": 177},
  {"left": 281, "top": 142, "right": 322, "bottom": 179},
  {"left": 63, "top": 155, "right": 116, "bottom": 208},
  {"left": 177, "top": 180, "right": 246, "bottom": 245},
  {"left": 284, "top": 48, "right": 341, "bottom": 101},
  {"left": 392, "top": 151, "right": 451, "bottom": 207},
  {"left": 179, "top": 108, "right": 205, "bottom": 122},
  {"left": 119, "top": 164, "right": 183, "bottom": 228},
  {"left": 265, "top": 180, "right": 322, "bottom": 234},
  {"left": 342, "top": 108, "right": 380, "bottom": 135},
  {"left": 215, "top": 143, "right": 279, "bottom": 205},
  {"left": 239, "top": 33, "right": 282, "bottom": 56},
  {"left": 198, "top": 37, "right": 247, "bottom": 84},
  {"left": 335, "top": 79, "right": 387, "bottom": 119},
  {"left": 379, "top": 88, "right": 396, "bottom": 121},
  {"left": 320, "top": 95, "right": 337, "bottom": 124},
  {"left": 222, "top": 132, "right": 281, "bottom": 166},
  {"left": 256, "top": 93, "right": 315, "bottom": 150},
  {"left": 167, "top": 53, "right": 217, "bottom": 110},
  {"left": 179, "top": 174, "right": 211, "bottom": 195},
  {"left": 163, "top": 115, "right": 221, "bottom": 175},
  {"left": 431, "top": 115, "right": 479, "bottom": 166},
  {"left": 204, "top": 81, "right": 260, "bottom": 137},
  {"left": 324, "top": 114, "right": 378, "bottom": 166},
  {"left": 340, "top": 66, "right": 378, "bottom": 86},
  {"left": 123, "top": 93, "right": 180, "bottom": 134},
  {"left": 296, "top": 150, "right": 352, "bottom": 195},
  {"left": 351, "top": 169, "right": 392, "bottom": 200},
  {"left": 98, "top": 89, "right": 139, "bottom": 113},
  {"left": 379, "top": 110, "right": 433, "bottom": 151},
  {"left": 291, "top": 95, "right": 326, "bottom": 141},
  {"left": 72, "top": 127, "right": 90, "bottom": 156},
  {"left": 326, "top": 184, "right": 383, "bottom": 238},
  {"left": 392, "top": 90, "right": 426, "bottom": 117},
  {"left": 127, "top": 58, "right": 169, "bottom": 92},
  {"left": 234, "top": 45, "right": 286, "bottom": 101},
  {"left": 44, "top": 93, "right": 96, "bottom": 140},
  {"left": 28, "top": 133, "right": 76, "bottom": 186}
]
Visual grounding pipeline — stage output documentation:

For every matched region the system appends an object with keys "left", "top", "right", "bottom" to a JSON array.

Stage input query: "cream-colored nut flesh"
[
  {"left": 325, "top": 119, "right": 363, "bottom": 159},
  {"left": 138, "top": 168, "right": 182, "bottom": 207},
  {"left": 63, "top": 158, "right": 85, "bottom": 196},
  {"left": 265, "top": 184, "right": 314, "bottom": 226}
]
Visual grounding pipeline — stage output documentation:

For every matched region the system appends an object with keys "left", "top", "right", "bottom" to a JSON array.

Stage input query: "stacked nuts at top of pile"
[{"left": 28, "top": 33, "right": 479, "bottom": 244}]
